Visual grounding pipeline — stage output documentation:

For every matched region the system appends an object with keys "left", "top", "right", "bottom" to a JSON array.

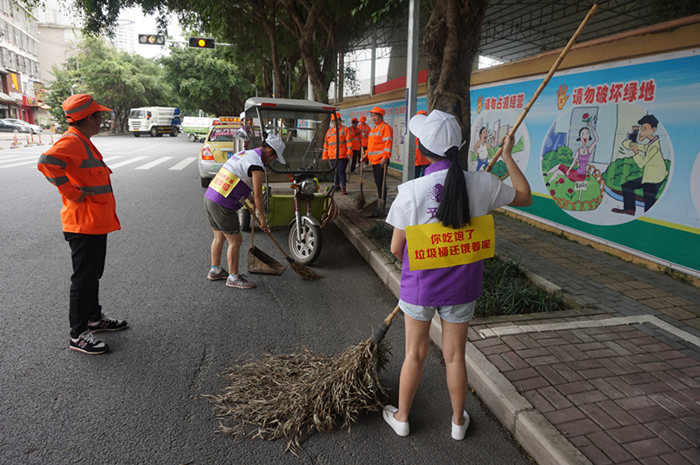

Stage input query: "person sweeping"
[
  {"left": 204, "top": 134, "right": 286, "bottom": 289},
  {"left": 383, "top": 110, "right": 532, "bottom": 439}
]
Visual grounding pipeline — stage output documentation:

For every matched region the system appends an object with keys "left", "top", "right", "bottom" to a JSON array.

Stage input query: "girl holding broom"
[{"left": 384, "top": 110, "right": 532, "bottom": 439}]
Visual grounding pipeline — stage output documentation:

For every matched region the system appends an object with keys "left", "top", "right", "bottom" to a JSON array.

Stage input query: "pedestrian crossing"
[{"left": 0, "top": 151, "right": 198, "bottom": 172}]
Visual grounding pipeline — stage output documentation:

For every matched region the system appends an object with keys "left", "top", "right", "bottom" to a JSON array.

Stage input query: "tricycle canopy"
[{"left": 242, "top": 97, "right": 339, "bottom": 175}]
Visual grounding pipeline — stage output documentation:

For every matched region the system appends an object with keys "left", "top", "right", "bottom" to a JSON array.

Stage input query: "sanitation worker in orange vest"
[
  {"left": 322, "top": 113, "right": 352, "bottom": 194},
  {"left": 347, "top": 118, "right": 362, "bottom": 173},
  {"left": 361, "top": 106, "right": 393, "bottom": 198},
  {"left": 37, "top": 94, "right": 127, "bottom": 355},
  {"left": 414, "top": 110, "right": 430, "bottom": 178},
  {"left": 358, "top": 115, "right": 371, "bottom": 162}
]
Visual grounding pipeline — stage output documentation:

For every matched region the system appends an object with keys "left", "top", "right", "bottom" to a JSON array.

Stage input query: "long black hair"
[{"left": 419, "top": 141, "right": 470, "bottom": 229}]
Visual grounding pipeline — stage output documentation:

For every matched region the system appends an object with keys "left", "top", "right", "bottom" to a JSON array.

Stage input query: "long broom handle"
[
  {"left": 243, "top": 201, "right": 293, "bottom": 260},
  {"left": 485, "top": 3, "right": 598, "bottom": 173}
]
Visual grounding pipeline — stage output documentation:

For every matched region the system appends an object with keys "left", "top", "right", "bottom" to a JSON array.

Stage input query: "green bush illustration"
[{"left": 601, "top": 158, "right": 670, "bottom": 200}]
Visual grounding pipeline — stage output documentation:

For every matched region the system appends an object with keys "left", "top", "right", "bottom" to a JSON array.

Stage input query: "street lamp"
[{"left": 70, "top": 84, "right": 78, "bottom": 95}]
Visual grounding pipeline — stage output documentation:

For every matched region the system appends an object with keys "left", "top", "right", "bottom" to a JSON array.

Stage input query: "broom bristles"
[
  {"left": 290, "top": 261, "right": 323, "bottom": 280},
  {"left": 206, "top": 338, "right": 390, "bottom": 453}
]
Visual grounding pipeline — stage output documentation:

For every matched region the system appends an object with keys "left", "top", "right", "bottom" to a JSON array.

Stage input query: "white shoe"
[
  {"left": 383, "top": 405, "right": 409, "bottom": 437},
  {"left": 452, "top": 411, "right": 470, "bottom": 440}
]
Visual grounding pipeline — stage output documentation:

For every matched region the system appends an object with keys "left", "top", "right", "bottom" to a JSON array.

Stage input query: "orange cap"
[
  {"left": 417, "top": 110, "right": 427, "bottom": 116},
  {"left": 63, "top": 94, "right": 112, "bottom": 122},
  {"left": 370, "top": 106, "right": 385, "bottom": 116},
  {"left": 360, "top": 116, "right": 366, "bottom": 122}
]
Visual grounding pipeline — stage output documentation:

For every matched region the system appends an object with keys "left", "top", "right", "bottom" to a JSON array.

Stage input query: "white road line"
[
  {"left": 0, "top": 159, "right": 39, "bottom": 168},
  {"left": 101, "top": 156, "right": 124, "bottom": 163},
  {"left": 109, "top": 156, "right": 147, "bottom": 168},
  {"left": 168, "top": 157, "right": 197, "bottom": 170},
  {"left": 0, "top": 155, "right": 38, "bottom": 163},
  {"left": 136, "top": 157, "right": 172, "bottom": 170},
  {"left": 476, "top": 314, "right": 700, "bottom": 348}
]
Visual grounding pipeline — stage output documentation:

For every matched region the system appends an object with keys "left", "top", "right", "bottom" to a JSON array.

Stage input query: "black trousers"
[
  {"left": 621, "top": 178, "right": 662, "bottom": 212},
  {"left": 372, "top": 163, "right": 388, "bottom": 199},
  {"left": 64, "top": 232, "right": 107, "bottom": 338},
  {"left": 350, "top": 150, "right": 361, "bottom": 172}
]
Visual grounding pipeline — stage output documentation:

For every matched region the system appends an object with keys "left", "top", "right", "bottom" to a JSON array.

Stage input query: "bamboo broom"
[
  {"left": 207, "top": 305, "right": 402, "bottom": 453},
  {"left": 486, "top": 4, "right": 598, "bottom": 174}
]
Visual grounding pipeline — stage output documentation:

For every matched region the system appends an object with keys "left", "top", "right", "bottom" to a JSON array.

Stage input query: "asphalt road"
[{"left": 0, "top": 133, "right": 532, "bottom": 464}]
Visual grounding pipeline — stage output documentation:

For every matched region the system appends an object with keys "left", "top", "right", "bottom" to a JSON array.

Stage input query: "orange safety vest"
[
  {"left": 358, "top": 122, "right": 370, "bottom": 147},
  {"left": 415, "top": 137, "right": 429, "bottom": 166},
  {"left": 366, "top": 120, "right": 393, "bottom": 165},
  {"left": 322, "top": 125, "right": 352, "bottom": 160},
  {"left": 37, "top": 127, "right": 120, "bottom": 235},
  {"left": 347, "top": 125, "right": 362, "bottom": 151}
]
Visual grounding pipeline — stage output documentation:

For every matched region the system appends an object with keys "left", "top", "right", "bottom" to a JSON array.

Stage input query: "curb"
[{"left": 334, "top": 212, "right": 591, "bottom": 465}]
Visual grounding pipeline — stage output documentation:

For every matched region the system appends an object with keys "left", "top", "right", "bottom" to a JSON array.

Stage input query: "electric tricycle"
[{"left": 236, "top": 97, "right": 342, "bottom": 265}]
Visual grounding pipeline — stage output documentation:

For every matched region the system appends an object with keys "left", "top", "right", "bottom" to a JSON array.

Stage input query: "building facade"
[{"left": 0, "top": 0, "right": 41, "bottom": 123}]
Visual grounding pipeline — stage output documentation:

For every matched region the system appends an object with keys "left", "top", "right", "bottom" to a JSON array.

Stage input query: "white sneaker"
[
  {"left": 452, "top": 411, "right": 470, "bottom": 440},
  {"left": 382, "top": 405, "right": 409, "bottom": 437}
]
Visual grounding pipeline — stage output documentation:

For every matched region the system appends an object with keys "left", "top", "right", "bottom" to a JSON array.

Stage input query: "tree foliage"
[
  {"left": 46, "top": 36, "right": 172, "bottom": 132},
  {"left": 159, "top": 43, "right": 254, "bottom": 116},
  {"left": 38, "top": 0, "right": 383, "bottom": 105}
]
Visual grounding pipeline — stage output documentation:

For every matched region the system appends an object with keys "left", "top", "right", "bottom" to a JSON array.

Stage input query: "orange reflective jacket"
[
  {"left": 366, "top": 121, "right": 393, "bottom": 165},
  {"left": 358, "top": 122, "right": 370, "bottom": 147},
  {"left": 415, "top": 137, "right": 429, "bottom": 166},
  {"left": 37, "top": 127, "right": 120, "bottom": 235},
  {"left": 322, "top": 125, "right": 352, "bottom": 160},
  {"left": 347, "top": 126, "right": 362, "bottom": 151}
]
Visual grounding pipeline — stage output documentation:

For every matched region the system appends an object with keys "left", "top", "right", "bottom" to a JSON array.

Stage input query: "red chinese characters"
[{"left": 571, "top": 79, "right": 655, "bottom": 107}]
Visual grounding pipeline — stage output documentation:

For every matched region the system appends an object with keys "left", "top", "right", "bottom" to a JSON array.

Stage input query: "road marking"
[
  {"left": 0, "top": 154, "right": 38, "bottom": 163},
  {"left": 476, "top": 314, "right": 700, "bottom": 348},
  {"left": 0, "top": 159, "right": 39, "bottom": 168},
  {"left": 168, "top": 157, "right": 197, "bottom": 170},
  {"left": 136, "top": 157, "right": 172, "bottom": 170},
  {"left": 109, "top": 156, "right": 147, "bottom": 168},
  {"left": 101, "top": 156, "right": 124, "bottom": 163}
]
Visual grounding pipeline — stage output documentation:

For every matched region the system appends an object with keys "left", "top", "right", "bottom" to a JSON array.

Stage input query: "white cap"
[
  {"left": 239, "top": 111, "right": 245, "bottom": 119},
  {"left": 265, "top": 134, "right": 286, "bottom": 165},
  {"left": 408, "top": 110, "right": 462, "bottom": 157}
]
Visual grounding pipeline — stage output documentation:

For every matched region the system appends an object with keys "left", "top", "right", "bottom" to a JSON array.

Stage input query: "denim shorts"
[{"left": 399, "top": 299, "right": 476, "bottom": 324}]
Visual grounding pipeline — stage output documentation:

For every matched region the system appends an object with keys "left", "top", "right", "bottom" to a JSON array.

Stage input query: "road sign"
[
  {"left": 188, "top": 37, "right": 215, "bottom": 49},
  {"left": 138, "top": 34, "right": 165, "bottom": 45}
]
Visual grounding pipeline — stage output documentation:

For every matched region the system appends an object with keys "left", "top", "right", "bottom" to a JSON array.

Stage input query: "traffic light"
[
  {"left": 138, "top": 34, "right": 165, "bottom": 45},
  {"left": 188, "top": 37, "right": 215, "bottom": 49}
]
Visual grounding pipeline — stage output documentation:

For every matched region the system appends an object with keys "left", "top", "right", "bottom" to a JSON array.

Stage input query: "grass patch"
[
  {"left": 365, "top": 222, "right": 394, "bottom": 258},
  {"left": 476, "top": 257, "right": 568, "bottom": 318}
]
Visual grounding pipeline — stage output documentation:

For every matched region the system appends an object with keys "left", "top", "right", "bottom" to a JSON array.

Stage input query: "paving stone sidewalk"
[{"left": 334, "top": 171, "right": 700, "bottom": 465}]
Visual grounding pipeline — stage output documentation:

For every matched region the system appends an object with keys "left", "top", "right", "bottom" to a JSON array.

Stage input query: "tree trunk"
[{"left": 424, "top": 0, "right": 488, "bottom": 155}]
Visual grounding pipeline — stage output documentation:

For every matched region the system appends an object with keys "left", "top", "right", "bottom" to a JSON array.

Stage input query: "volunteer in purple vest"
[
  {"left": 203, "top": 134, "right": 286, "bottom": 289},
  {"left": 383, "top": 110, "right": 532, "bottom": 439}
]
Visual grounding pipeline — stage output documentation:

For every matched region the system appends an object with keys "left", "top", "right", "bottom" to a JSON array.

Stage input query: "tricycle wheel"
[
  {"left": 189, "top": 133, "right": 197, "bottom": 142},
  {"left": 288, "top": 221, "right": 322, "bottom": 265},
  {"left": 238, "top": 208, "right": 251, "bottom": 232}
]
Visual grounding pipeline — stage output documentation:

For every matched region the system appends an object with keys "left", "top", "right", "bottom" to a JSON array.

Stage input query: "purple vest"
[
  {"left": 204, "top": 148, "right": 262, "bottom": 210},
  {"left": 399, "top": 159, "right": 485, "bottom": 306}
]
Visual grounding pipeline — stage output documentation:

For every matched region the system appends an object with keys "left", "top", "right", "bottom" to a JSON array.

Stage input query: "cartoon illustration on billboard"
[
  {"left": 541, "top": 82, "right": 673, "bottom": 225},
  {"left": 470, "top": 101, "right": 530, "bottom": 180}
]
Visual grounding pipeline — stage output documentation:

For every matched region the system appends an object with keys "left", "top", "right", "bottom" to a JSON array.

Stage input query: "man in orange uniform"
[
  {"left": 347, "top": 118, "right": 362, "bottom": 173},
  {"left": 322, "top": 113, "right": 352, "bottom": 194},
  {"left": 362, "top": 106, "right": 393, "bottom": 198},
  {"left": 357, "top": 116, "right": 371, "bottom": 165},
  {"left": 413, "top": 110, "right": 430, "bottom": 178},
  {"left": 37, "top": 94, "right": 127, "bottom": 355}
]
